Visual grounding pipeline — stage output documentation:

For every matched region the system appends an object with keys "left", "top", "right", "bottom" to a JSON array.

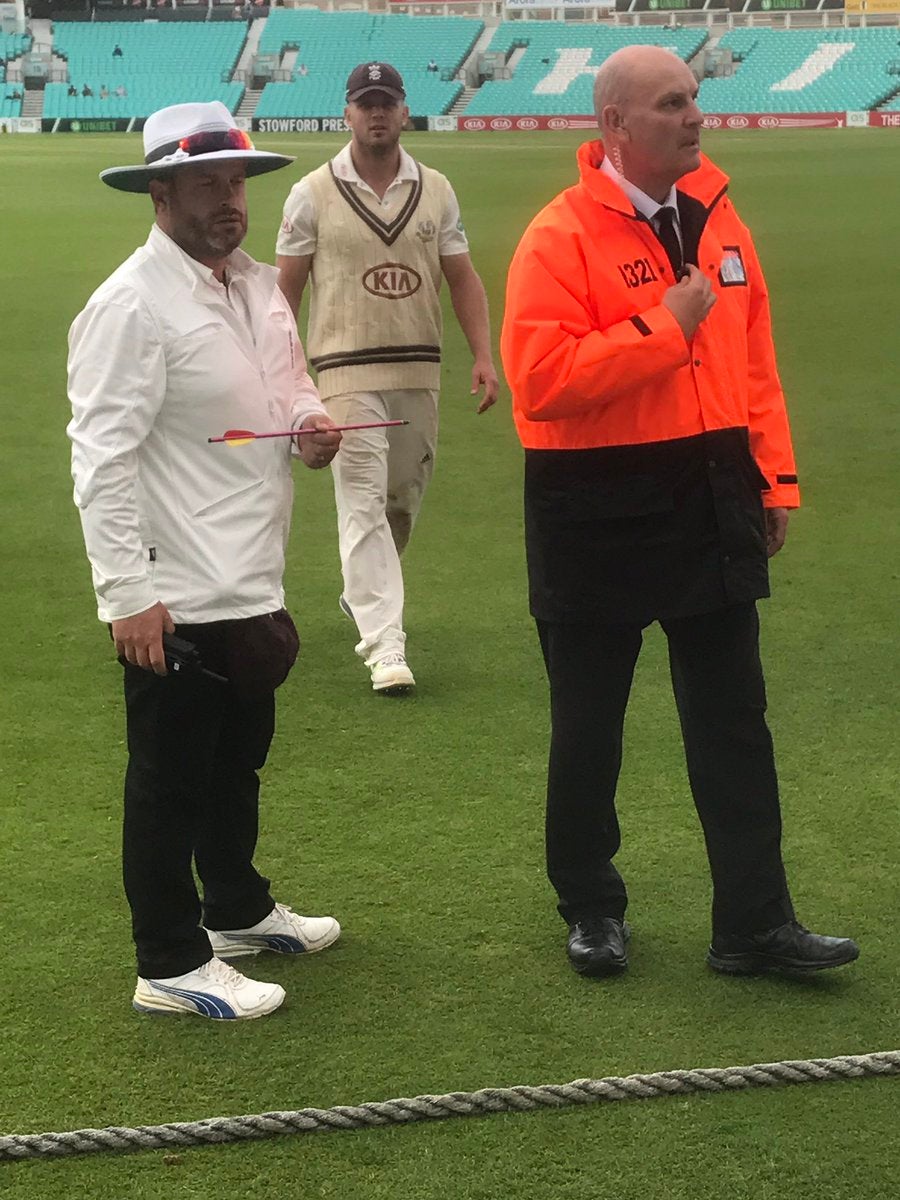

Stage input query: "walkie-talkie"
[
  {"left": 117, "top": 633, "right": 228, "bottom": 684},
  {"left": 162, "top": 633, "right": 228, "bottom": 684}
]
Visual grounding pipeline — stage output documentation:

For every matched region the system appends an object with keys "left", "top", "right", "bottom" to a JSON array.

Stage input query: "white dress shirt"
[
  {"left": 68, "top": 223, "right": 327, "bottom": 624},
  {"left": 600, "top": 153, "right": 684, "bottom": 256}
]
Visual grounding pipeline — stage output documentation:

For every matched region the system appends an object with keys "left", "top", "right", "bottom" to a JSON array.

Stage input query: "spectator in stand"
[
  {"left": 100, "top": 84, "right": 109, "bottom": 100},
  {"left": 112, "top": 43, "right": 123, "bottom": 58},
  {"left": 68, "top": 83, "right": 78, "bottom": 97},
  {"left": 115, "top": 84, "right": 127, "bottom": 99},
  {"left": 82, "top": 83, "right": 93, "bottom": 97},
  {"left": 427, "top": 58, "right": 439, "bottom": 74},
  {"left": 298, "top": 63, "right": 309, "bottom": 78}
]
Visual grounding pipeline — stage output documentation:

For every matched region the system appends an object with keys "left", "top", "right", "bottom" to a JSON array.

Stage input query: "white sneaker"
[
  {"left": 205, "top": 902, "right": 341, "bottom": 960},
  {"left": 132, "top": 957, "right": 285, "bottom": 1020},
  {"left": 370, "top": 653, "right": 415, "bottom": 694}
]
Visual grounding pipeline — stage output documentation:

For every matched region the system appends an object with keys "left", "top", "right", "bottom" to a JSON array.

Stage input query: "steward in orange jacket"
[
  {"left": 502, "top": 139, "right": 799, "bottom": 625},
  {"left": 500, "top": 46, "right": 858, "bottom": 983}
]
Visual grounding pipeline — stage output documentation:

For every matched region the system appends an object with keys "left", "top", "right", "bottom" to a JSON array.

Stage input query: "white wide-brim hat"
[{"left": 100, "top": 101, "right": 293, "bottom": 193}]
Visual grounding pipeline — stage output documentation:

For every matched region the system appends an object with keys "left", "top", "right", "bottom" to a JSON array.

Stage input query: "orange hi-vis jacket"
[{"left": 502, "top": 141, "right": 799, "bottom": 512}]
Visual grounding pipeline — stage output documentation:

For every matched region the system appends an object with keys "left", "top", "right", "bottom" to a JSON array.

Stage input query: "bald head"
[
  {"left": 592, "top": 44, "right": 702, "bottom": 202},
  {"left": 594, "top": 45, "right": 694, "bottom": 119}
]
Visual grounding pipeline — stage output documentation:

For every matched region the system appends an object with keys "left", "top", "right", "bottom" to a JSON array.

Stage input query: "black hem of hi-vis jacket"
[{"left": 524, "top": 427, "right": 772, "bottom": 627}]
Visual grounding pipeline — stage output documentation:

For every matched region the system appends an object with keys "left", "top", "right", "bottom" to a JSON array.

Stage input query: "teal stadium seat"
[
  {"left": 699, "top": 29, "right": 900, "bottom": 113},
  {"left": 46, "top": 22, "right": 247, "bottom": 120},
  {"left": 1, "top": 31, "right": 32, "bottom": 117},
  {"left": 255, "top": 11, "right": 484, "bottom": 119},
  {"left": 464, "top": 24, "right": 707, "bottom": 116}
]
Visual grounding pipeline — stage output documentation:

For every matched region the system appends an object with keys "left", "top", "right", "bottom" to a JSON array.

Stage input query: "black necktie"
[{"left": 654, "top": 206, "right": 683, "bottom": 276}]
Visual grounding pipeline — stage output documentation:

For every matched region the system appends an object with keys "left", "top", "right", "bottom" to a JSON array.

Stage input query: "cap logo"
[{"left": 369, "top": 64, "right": 382, "bottom": 81}]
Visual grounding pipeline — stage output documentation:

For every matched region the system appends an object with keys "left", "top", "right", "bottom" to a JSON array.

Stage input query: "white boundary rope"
[{"left": 2, "top": 1050, "right": 898, "bottom": 1162}]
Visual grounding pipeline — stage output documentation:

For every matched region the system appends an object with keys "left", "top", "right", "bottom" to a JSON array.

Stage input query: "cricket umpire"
[{"left": 68, "top": 102, "right": 343, "bottom": 1019}]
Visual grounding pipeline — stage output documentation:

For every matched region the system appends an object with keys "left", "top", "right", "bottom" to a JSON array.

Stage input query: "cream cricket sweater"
[{"left": 304, "top": 160, "right": 450, "bottom": 398}]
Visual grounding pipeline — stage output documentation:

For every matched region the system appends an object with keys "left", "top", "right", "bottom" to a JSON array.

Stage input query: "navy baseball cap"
[{"left": 346, "top": 62, "right": 406, "bottom": 103}]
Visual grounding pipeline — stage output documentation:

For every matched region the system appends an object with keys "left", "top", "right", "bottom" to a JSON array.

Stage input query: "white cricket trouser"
[{"left": 325, "top": 389, "right": 438, "bottom": 665}]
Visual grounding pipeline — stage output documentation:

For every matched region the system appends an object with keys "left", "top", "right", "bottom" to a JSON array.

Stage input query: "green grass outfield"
[{"left": 1, "top": 129, "right": 898, "bottom": 1198}]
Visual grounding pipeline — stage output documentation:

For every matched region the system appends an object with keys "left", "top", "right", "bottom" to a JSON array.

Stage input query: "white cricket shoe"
[
  {"left": 132, "top": 957, "right": 285, "bottom": 1020},
  {"left": 205, "top": 902, "right": 341, "bottom": 960},
  {"left": 370, "top": 653, "right": 415, "bottom": 694}
]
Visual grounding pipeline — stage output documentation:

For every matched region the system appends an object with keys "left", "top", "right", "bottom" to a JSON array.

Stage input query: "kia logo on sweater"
[{"left": 362, "top": 263, "right": 422, "bottom": 299}]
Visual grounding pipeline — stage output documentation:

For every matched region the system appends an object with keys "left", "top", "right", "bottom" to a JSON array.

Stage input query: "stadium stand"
[
  {"left": 464, "top": 24, "right": 708, "bottom": 116},
  {"left": 0, "top": 30, "right": 30, "bottom": 61},
  {"left": 1, "top": 30, "right": 31, "bottom": 117},
  {"left": 20, "top": 13, "right": 900, "bottom": 124},
  {"left": 44, "top": 21, "right": 246, "bottom": 120},
  {"left": 699, "top": 29, "right": 900, "bottom": 113},
  {"left": 254, "top": 10, "right": 483, "bottom": 119}
]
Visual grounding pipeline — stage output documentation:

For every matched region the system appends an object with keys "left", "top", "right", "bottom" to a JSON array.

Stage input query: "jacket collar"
[{"left": 576, "top": 139, "right": 729, "bottom": 215}]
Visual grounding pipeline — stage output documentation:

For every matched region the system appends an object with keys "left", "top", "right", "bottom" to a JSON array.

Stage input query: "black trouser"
[
  {"left": 122, "top": 623, "right": 276, "bottom": 979},
  {"left": 537, "top": 602, "right": 795, "bottom": 937}
]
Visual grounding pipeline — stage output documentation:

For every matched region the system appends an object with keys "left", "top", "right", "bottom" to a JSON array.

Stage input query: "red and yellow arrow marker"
[{"left": 209, "top": 420, "right": 409, "bottom": 447}]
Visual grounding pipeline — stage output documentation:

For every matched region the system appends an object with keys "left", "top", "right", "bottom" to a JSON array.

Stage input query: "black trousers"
[
  {"left": 537, "top": 602, "right": 795, "bottom": 937},
  {"left": 122, "top": 623, "right": 276, "bottom": 979}
]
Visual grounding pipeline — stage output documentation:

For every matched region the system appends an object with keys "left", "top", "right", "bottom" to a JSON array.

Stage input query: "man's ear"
[
  {"left": 603, "top": 104, "right": 627, "bottom": 140},
  {"left": 148, "top": 177, "right": 170, "bottom": 213}
]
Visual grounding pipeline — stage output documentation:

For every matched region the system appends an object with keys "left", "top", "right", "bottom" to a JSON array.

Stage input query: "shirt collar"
[
  {"left": 599, "top": 154, "right": 678, "bottom": 223},
  {"left": 331, "top": 141, "right": 418, "bottom": 191},
  {"left": 148, "top": 223, "right": 272, "bottom": 290}
]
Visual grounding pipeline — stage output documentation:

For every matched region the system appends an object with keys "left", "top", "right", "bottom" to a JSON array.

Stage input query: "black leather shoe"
[
  {"left": 567, "top": 918, "right": 630, "bottom": 978},
  {"left": 708, "top": 920, "right": 859, "bottom": 976}
]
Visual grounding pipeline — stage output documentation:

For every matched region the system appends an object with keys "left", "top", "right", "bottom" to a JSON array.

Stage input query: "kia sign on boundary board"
[
  {"left": 702, "top": 112, "right": 846, "bottom": 129},
  {"left": 458, "top": 115, "right": 598, "bottom": 131},
  {"left": 457, "top": 112, "right": 899, "bottom": 131}
]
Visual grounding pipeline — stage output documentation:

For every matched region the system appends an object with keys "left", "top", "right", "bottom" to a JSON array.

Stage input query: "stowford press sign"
[{"left": 254, "top": 118, "right": 349, "bottom": 133}]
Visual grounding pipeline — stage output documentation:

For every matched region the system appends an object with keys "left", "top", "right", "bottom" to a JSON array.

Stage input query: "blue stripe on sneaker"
[
  {"left": 149, "top": 982, "right": 238, "bottom": 1019},
  {"left": 264, "top": 935, "right": 307, "bottom": 954}
]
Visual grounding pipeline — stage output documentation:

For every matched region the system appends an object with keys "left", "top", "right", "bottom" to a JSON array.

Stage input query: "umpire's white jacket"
[{"left": 68, "top": 223, "right": 326, "bottom": 624}]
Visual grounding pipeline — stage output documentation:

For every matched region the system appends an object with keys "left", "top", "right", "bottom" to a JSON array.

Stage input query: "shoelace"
[
  {"left": 377, "top": 654, "right": 407, "bottom": 668},
  {"left": 205, "top": 957, "right": 246, "bottom": 987},
  {"left": 577, "top": 917, "right": 623, "bottom": 938}
]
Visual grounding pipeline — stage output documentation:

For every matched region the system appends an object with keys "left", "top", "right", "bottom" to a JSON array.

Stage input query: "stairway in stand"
[
  {"left": 236, "top": 88, "right": 262, "bottom": 122},
  {"left": 448, "top": 86, "right": 477, "bottom": 116},
  {"left": 22, "top": 90, "right": 44, "bottom": 119}
]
